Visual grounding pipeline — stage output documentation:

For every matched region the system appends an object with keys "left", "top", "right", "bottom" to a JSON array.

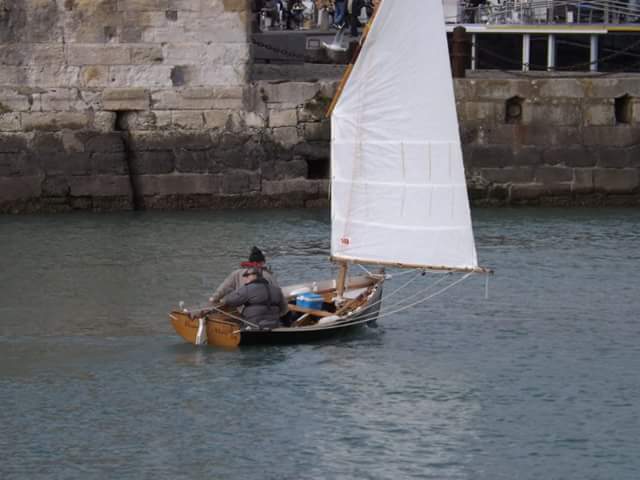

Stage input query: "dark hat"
[
  {"left": 248, "top": 246, "right": 266, "bottom": 263},
  {"left": 242, "top": 266, "right": 260, "bottom": 277}
]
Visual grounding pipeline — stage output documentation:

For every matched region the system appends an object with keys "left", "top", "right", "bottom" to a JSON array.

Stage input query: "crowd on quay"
[
  {"left": 461, "top": 0, "right": 640, "bottom": 24},
  {"left": 252, "top": 0, "right": 379, "bottom": 35}
]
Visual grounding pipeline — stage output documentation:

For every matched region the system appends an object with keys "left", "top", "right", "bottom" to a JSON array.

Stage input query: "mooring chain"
[{"left": 251, "top": 37, "right": 320, "bottom": 62}]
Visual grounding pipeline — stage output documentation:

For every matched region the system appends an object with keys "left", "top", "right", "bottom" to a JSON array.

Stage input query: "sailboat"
[{"left": 170, "top": 0, "right": 490, "bottom": 347}]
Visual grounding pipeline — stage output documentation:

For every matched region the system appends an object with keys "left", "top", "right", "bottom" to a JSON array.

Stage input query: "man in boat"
[
  {"left": 220, "top": 267, "right": 288, "bottom": 330},
  {"left": 209, "top": 246, "right": 279, "bottom": 304}
]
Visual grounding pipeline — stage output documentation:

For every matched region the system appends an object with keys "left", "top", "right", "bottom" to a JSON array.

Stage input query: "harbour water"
[{"left": 1, "top": 208, "right": 639, "bottom": 479}]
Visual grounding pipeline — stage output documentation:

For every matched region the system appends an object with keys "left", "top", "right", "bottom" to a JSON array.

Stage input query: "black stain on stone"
[
  {"left": 166, "top": 10, "right": 178, "bottom": 21},
  {"left": 171, "top": 66, "right": 187, "bottom": 87},
  {"left": 104, "top": 25, "right": 116, "bottom": 42}
]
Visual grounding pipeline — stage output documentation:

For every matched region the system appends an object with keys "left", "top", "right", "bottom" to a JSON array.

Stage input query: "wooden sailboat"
[{"left": 170, "top": 0, "right": 490, "bottom": 347}]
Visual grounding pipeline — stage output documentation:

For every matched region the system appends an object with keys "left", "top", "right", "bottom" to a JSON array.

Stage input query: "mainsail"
[{"left": 330, "top": 0, "right": 479, "bottom": 271}]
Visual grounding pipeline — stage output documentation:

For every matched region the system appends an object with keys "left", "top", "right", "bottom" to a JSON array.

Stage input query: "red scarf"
[{"left": 240, "top": 261, "right": 263, "bottom": 268}]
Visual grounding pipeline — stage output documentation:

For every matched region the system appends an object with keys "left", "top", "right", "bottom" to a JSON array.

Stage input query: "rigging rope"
[
  {"left": 343, "top": 269, "right": 447, "bottom": 318},
  {"left": 375, "top": 272, "right": 453, "bottom": 312},
  {"left": 331, "top": 272, "right": 476, "bottom": 326},
  {"left": 377, "top": 272, "right": 474, "bottom": 321},
  {"left": 183, "top": 303, "right": 260, "bottom": 329}
]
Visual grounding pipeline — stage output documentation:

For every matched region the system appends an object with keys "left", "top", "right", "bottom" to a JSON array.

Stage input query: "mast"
[
  {"left": 336, "top": 261, "right": 349, "bottom": 297},
  {"left": 326, "top": 1, "right": 382, "bottom": 119},
  {"left": 331, "top": 1, "right": 382, "bottom": 297}
]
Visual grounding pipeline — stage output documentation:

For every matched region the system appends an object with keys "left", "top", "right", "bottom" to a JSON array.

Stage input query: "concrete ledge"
[
  {"left": 151, "top": 88, "right": 244, "bottom": 110},
  {"left": 262, "top": 178, "right": 319, "bottom": 196},
  {"left": 22, "top": 113, "right": 89, "bottom": 131},
  {"left": 103, "top": 88, "right": 149, "bottom": 111},
  {"left": 260, "top": 82, "right": 319, "bottom": 106},
  {"left": 136, "top": 173, "right": 223, "bottom": 195}
]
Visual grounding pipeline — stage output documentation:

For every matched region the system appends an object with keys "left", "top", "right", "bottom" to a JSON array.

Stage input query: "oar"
[{"left": 198, "top": 304, "right": 261, "bottom": 330}]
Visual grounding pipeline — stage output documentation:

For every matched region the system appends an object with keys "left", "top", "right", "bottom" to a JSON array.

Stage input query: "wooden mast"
[
  {"left": 336, "top": 261, "right": 348, "bottom": 297},
  {"left": 329, "top": 4, "right": 383, "bottom": 297},
  {"left": 326, "top": 0, "right": 382, "bottom": 118}
]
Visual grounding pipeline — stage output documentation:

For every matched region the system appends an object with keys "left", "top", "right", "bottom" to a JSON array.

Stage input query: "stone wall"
[
  {"left": 0, "top": 0, "right": 256, "bottom": 212},
  {"left": 0, "top": 79, "right": 336, "bottom": 213},
  {"left": 0, "top": 1, "right": 639, "bottom": 212},
  {"left": 457, "top": 77, "right": 640, "bottom": 206}
]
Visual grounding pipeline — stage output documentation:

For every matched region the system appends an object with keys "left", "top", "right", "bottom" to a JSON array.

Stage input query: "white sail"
[{"left": 330, "top": 0, "right": 479, "bottom": 271}]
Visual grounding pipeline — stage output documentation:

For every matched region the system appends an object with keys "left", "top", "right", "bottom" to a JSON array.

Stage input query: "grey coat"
[
  {"left": 210, "top": 267, "right": 278, "bottom": 303},
  {"left": 222, "top": 278, "right": 288, "bottom": 330}
]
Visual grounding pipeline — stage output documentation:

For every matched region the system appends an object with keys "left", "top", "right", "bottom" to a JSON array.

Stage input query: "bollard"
[{"left": 451, "top": 26, "right": 469, "bottom": 78}]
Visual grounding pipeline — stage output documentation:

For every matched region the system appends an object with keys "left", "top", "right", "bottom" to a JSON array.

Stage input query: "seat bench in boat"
[{"left": 287, "top": 303, "right": 334, "bottom": 317}]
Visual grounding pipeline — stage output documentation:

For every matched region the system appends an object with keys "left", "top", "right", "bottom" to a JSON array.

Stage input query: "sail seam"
[{"left": 333, "top": 219, "right": 472, "bottom": 232}]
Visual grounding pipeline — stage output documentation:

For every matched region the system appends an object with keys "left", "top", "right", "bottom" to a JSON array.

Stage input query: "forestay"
[{"left": 330, "top": 0, "right": 479, "bottom": 271}]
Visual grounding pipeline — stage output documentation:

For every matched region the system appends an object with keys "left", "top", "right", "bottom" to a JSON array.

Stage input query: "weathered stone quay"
[{"left": 1, "top": 0, "right": 639, "bottom": 213}]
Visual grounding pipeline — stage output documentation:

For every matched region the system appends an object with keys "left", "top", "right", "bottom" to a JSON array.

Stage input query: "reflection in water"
[{"left": 1, "top": 208, "right": 640, "bottom": 479}]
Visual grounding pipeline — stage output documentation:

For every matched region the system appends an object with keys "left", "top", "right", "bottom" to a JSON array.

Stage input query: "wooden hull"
[
  {"left": 170, "top": 275, "right": 384, "bottom": 348},
  {"left": 170, "top": 310, "right": 242, "bottom": 348}
]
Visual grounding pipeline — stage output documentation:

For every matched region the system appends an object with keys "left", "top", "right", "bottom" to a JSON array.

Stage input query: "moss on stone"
[{"left": 303, "top": 92, "right": 333, "bottom": 120}]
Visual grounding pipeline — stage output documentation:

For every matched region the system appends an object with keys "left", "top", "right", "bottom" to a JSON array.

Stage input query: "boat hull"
[{"left": 170, "top": 276, "right": 384, "bottom": 347}]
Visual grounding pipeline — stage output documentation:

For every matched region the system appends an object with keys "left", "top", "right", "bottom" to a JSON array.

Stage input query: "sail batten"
[{"left": 330, "top": 0, "right": 479, "bottom": 270}]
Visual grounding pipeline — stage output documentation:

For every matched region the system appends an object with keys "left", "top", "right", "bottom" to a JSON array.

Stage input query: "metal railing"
[{"left": 449, "top": 0, "right": 640, "bottom": 25}]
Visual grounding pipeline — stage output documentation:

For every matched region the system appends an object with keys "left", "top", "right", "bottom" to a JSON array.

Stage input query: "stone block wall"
[
  {"left": 0, "top": 80, "right": 335, "bottom": 212},
  {"left": 3, "top": 74, "right": 640, "bottom": 212},
  {"left": 0, "top": 0, "right": 249, "bottom": 88},
  {"left": 457, "top": 77, "right": 640, "bottom": 205},
  {"left": 1, "top": 0, "right": 639, "bottom": 214},
  {"left": 0, "top": 0, "right": 271, "bottom": 212}
]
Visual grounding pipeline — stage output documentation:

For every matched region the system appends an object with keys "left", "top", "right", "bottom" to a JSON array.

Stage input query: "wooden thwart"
[{"left": 287, "top": 304, "right": 334, "bottom": 317}]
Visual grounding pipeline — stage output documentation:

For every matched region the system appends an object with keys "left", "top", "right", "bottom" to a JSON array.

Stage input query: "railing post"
[
  {"left": 547, "top": 34, "right": 556, "bottom": 71},
  {"left": 590, "top": 34, "right": 599, "bottom": 72},
  {"left": 522, "top": 33, "right": 531, "bottom": 72},
  {"left": 471, "top": 33, "right": 477, "bottom": 71},
  {"left": 452, "top": 26, "right": 468, "bottom": 78}
]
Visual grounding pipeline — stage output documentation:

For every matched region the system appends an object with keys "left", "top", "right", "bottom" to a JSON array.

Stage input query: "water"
[{"left": 1, "top": 208, "right": 639, "bottom": 479}]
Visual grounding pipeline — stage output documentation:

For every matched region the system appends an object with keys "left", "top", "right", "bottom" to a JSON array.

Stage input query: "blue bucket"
[{"left": 296, "top": 292, "right": 323, "bottom": 310}]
